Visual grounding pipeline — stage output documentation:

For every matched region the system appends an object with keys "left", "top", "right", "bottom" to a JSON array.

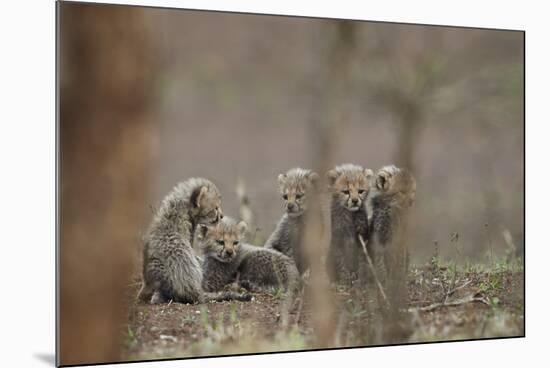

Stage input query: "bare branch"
[
  {"left": 358, "top": 234, "right": 390, "bottom": 308},
  {"left": 408, "top": 293, "right": 489, "bottom": 312},
  {"left": 446, "top": 279, "right": 473, "bottom": 298}
]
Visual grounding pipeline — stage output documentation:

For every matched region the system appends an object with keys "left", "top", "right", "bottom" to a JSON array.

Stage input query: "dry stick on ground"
[
  {"left": 357, "top": 234, "right": 390, "bottom": 308},
  {"left": 408, "top": 292, "right": 489, "bottom": 313},
  {"left": 446, "top": 279, "right": 473, "bottom": 297}
]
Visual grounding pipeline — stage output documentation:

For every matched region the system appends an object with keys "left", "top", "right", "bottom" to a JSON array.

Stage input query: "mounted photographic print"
[{"left": 57, "top": 1, "right": 524, "bottom": 366}]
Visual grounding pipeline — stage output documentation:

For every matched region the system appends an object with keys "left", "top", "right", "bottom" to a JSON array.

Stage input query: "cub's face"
[
  {"left": 327, "top": 166, "right": 373, "bottom": 211},
  {"left": 375, "top": 166, "right": 416, "bottom": 207},
  {"left": 192, "top": 185, "right": 223, "bottom": 225},
  {"left": 197, "top": 218, "right": 247, "bottom": 263},
  {"left": 278, "top": 170, "right": 319, "bottom": 217}
]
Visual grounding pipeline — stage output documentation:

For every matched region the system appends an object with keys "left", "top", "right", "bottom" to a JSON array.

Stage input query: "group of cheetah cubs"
[{"left": 138, "top": 163, "right": 416, "bottom": 305}]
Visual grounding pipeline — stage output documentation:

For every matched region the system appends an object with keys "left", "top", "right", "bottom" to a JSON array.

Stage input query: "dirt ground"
[{"left": 123, "top": 263, "right": 523, "bottom": 362}]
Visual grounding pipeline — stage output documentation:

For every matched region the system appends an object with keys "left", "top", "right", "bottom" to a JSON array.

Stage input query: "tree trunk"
[{"left": 58, "top": 3, "right": 155, "bottom": 365}]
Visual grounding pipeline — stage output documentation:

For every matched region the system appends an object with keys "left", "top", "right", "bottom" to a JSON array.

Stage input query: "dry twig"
[
  {"left": 408, "top": 292, "right": 489, "bottom": 313},
  {"left": 446, "top": 279, "right": 473, "bottom": 297},
  {"left": 358, "top": 234, "right": 390, "bottom": 307}
]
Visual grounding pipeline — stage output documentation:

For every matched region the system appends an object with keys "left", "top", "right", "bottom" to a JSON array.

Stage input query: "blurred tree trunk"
[
  {"left": 395, "top": 100, "right": 422, "bottom": 172},
  {"left": 303, "top": 20, "right": 358, "bottom": 348},
  {"left": 58, "top": 3, "right": 155, "bottom": 365},
  {"left": 377, "top": 74, "right": 428, "bottom": 175}
]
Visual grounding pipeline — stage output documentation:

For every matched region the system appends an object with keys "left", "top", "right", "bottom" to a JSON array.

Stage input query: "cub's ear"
[
  {"left": 277, "top": 173, "right": 287, "bottom": 186},
  {"left": 308, "top": 172, "right": 320, "bottom": 186},
  {"left": 364, "top": 168, "right": 374, "bottom": 180},
  {"left": 237, "top": 221, "right": 248, "bottom": 237},
  {"left": 326, "top": 169, "right": 339, "bottom": 186},
  {"left": 191, "top": 186, "right": 209, "bottom": 208},
  {"left": 376, "top": 170, "right": 391, "bottom": 191},
  {"left": 196, "top": 224, "right": 209, "bottom": 240}
]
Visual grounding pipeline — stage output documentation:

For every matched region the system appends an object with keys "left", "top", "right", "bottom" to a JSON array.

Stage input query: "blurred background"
[
  {"left": 59, "top": 3, "right": 523, "bottom": 364},
  {"left": 141, "top": 8, "right": 524, "bottom": 261}
]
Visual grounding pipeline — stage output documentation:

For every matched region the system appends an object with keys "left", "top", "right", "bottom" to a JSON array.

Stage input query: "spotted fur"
[
  {"left": 326, "top": 164, "right": 374, "bottom": 285},
  {"left": 138, "top": 178, "right": 250, "bottom": 304},
  {"left": 368, "top": 165, "right": 416, "bottom": 284},
  {"left": 264, "top": 168, "right": 319, "bottom": 274},
  {"left": 198, "top": 217, "right": 299, "bottom": 294}
]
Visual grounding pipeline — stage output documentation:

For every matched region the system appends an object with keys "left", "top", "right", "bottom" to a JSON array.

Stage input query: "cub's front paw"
[{"left": 150, "top": 290, "right": 166, "bottom": 304}]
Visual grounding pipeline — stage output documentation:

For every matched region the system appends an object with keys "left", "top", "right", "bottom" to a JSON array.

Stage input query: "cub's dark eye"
[
  {"left": 296, "top": 193, "right": 303, "bottom": 199},
  {"left": 282, "top": 194, "right": 288, "bottom": 200},
  {"left": 358, "top": 189, "right": 366, "bottom": 195},
  {"left": 342, "top": 190, "right": 350, "bottom": 195},
  {"left": 233, "top": 241, "right": 239, "bottom": 246},
  {"left": 216, "top": 240, "right": 224, "bottom": 245}
]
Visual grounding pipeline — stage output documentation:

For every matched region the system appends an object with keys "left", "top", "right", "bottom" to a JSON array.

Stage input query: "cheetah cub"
[
  {"left": 264, "top": 168, "right": 319, "bottom": 274},
  {"left": 368, "top": 165, "right": 416, "bottom": 284},
  {"left": 138, "top": 178, "right": 250, "bottom": 304},
  {"left": 197, "top": 216, "right": 300, "bottom": 295},
  {"left": 326, "top": 163, "right": 374, "bottom": 285}
]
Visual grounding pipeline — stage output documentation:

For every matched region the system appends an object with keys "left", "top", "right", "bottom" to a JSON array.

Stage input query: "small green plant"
[
  {"left": 345, "top": 298, "right": 368, "bottom": 319},
  {"left": 464, "top": 261, "right": 482, "bottom": 274},
  {"left": 272, "top": 286, "right": 285, "bottom": 300},
  {"left": 479, "top": 281, "right": 488, "bottom": 292},
  {"left": 181, "top": 313, "right": 196, "bottom": 326},
  {"left": 124, "top": 325, "right": 138, "bottom": 349},
  {"left": 479, "top": 273, "right": 501, "bottom": 293},
  {"left": 488, "top": 275, "right": 501, "bottom": 290},
  {"left": 199, "top": 306, "right": 210, "bottom": 329},
  {"left": 215, "top": 312, "right": 225, "bottom": 332}
]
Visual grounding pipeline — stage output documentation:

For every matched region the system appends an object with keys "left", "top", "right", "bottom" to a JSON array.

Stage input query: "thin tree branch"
[
  {"left": 358, "top": 234, "right": 390, "bottom": 308},
  {"left": 408, "top": 293, "right": 489, "bottom": 312}
]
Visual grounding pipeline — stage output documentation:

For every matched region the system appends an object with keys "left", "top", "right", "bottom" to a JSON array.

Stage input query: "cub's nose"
[
  {"left": 225, "top": 249, "right": 234, "bottom": 257},
  {"left": 287, "top": 203, "right": 296, "bottom": 211},
  {"left": 351, "top": 198, "right": 359, "bottom": 205}
]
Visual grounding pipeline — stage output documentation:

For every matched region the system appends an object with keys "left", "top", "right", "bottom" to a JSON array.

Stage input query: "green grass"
[{"left": 123, "top": 325, "right": 138, "bottom": 350}]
